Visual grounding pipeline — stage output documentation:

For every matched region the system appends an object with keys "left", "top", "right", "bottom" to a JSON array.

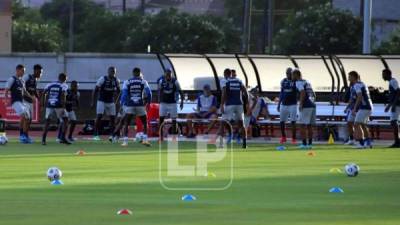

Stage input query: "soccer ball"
[
  {"left": 345, "top": 163, "right": 360, "bottom": 177},
  {"left": 0, "top": 135, "right": 8, "bottom": 145},
  {"left": 47, "top": 167, "right": 62, "bottom": 181}
]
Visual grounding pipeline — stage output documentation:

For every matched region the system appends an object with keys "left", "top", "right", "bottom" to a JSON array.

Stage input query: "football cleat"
[
  {"left": 141, "top": 140, "right": 152, "bottom": 147},
  {"left": 353, "top": 144, "right": 366, "bottom": 149}
]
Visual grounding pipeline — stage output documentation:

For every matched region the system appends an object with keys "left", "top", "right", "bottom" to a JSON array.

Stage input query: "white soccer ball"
[
  {"left": 47, "top": 167, "right": 62, "bottom": 181},
  {"left": 345, "top": 163, "right": 360, "bottom": 177},
  {"left": 0, "top": 135, "right": 8, "bottom": 145}
]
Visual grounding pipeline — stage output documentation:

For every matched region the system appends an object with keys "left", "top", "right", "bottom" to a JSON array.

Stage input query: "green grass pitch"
[{"left": 0, "top": 139, "right": 399, "bottom": 225}]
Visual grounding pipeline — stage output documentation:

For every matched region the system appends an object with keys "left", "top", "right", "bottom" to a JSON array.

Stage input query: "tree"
[
  {"left": 223, "top": 0, "right": 329, "bottom": 53},
  {"left": 375, "top": 26, "right": 400, "bottom": 54},
  {"left": 12, "top": 0, "right": 43, "bottom": 22},
  {"left": 130, "top": 9, "right": 227, "bottom": 53},
  {"left": 75, "top": 11, "right": 142, "bottom": 52},
  {"left": 274, "top": 3, "right": 362, "bottom": 54},
  {"left": 40, "top": 0, "right": 105, "bottom": 37},
  {"left": 12, "top": 20, "right": 63, "bottom": 52},
  {"left": 76, "top": 9, "right": 240, "bottom": 53}
]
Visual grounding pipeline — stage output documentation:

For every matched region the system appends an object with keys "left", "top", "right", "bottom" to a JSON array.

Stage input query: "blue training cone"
[
  {"left": 276, "top": 146, "right": 286, "bottom": 151},
  {"left": 181, "top": 194, "right": 197, "bottom": 201},
  {"left": 329, "top": 187, "right": 344, "bottom": 193},
  {"left": 51, "top": 180, "right": 64, "bottom": 185}
]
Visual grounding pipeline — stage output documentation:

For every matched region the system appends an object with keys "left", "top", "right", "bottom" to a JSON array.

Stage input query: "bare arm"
[
  {"left": 114, "top": 81, "right": 121, "bottom": 105},
  {"left": 352, "top": 94, "right": 362, "bottom": 114},
  {"left": 179, "top": 90, "right": 184, "bottom": 109},
  {"left": 60, "top": 92, "right": 66, "bottom": 107},
  {"left": 76, "top": 93, "right": 80, "bottom": 109},
  {"left": 4, "top": 88, "right": 9, "bottom": 99},
  {"left": 241, "top": 85, "right": 249, "bottom": 109},
  {"left": 299, "top": 90, "right": 305, "bottom": 110},
  {"left": 91, "top": 86, "right": 99, "bottom": 107},
  {"left": 220, "top": 87, "right": 226, "bottom": 113},
  {"left": 42, "top": 92, "right": 48, "bottom": 108},
  {"left": 386, "top": 89, "right": 400, "bottom": 112},
  {"left": 22, "top": 86, "right": 33, "bottom": 100}
]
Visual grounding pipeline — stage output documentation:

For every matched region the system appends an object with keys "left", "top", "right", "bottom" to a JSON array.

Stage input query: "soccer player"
[
  {"left": 111, "top": 103, "right": 126, "bottom": 142},
  {"left": 42, "top": 73, "right": 70, "bottom": 145},
  {"left": 22, "top": 64, "right": 42, "bottom": 140},
  {"left": 349, "top": 71, "right": 373, "bottom": 149},
  {"left": 277, "top": 68, "right": 297, "bottom": 144},
  {"left": 245, "top": 87, "right": 269, "bottom": 129},
  {"left": 220, "top": 68, "right": 231, "bottom": 90},
  {"left": 344, "top": 81, "right": 357, "bottom": 145},
  {"left": 91, "top": 66, "right": 121, "bottom": 141},
  {"left": 119, "top": 67, "right": 152, "bottom": 147},
  {"left": 219, "top": 74, "right": 249, "bottom": 149},
  {"left": 186, "top": 84, "right": 218, "bottom": 137},
  {"left": 382, "top": 69, "right": 400, "bottom": 148},
  {"left": 65, "top": 80, "right": 80, "bottom": 142},
  {"left": 292, "top": 69, "right": 316, "bottom": 149},
  {"left": 231, "top": 69, "right": 237, "bottom": 78},
  {"left": 4, "top": 65, "right": 33, "bottom": 143},
  {"left": 158, "top": 70, "right": 184, "bottom": 140}
]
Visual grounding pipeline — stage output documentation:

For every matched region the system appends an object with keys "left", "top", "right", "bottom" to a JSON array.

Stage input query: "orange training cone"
[
  {"left": 76, "top": 150, "right": 86, "bottom": 156},
  {"left": 307, "top": 151, "right": 316, "bottom": 157}
]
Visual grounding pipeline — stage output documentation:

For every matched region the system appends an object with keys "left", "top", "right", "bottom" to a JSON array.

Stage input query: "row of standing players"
[
  {"left": 277, "top": 67, "right": 400, "bottom": 149},
  {"left": 4, "top": 64, "right": 400, "bottom": 148}
]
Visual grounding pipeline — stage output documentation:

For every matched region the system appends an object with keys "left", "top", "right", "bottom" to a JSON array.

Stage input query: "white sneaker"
[
  {"left": 353, "top": 144, "right": 366, "bottom": 149},
  {"left": 344, "top": 140, "right": 355, "bottom": 145},
  {"left": 121, "top": 137, "right": 128, "bottom": 147},
  {"left": 56, "top": 138, "right": 61, "bottom": 143}
]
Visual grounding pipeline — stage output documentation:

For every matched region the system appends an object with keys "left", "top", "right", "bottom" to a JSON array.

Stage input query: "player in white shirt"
[{"left": 186, "top": 84, "right": 218, "bottom": 137}]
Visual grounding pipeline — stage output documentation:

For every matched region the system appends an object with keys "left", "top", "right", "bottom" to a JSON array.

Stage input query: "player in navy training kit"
[
  {"left": 4, "top": 65, "right": 33, "bottom": 143},
  {"left": 219, "top": 75, "right": 249, "bottom": 149},
  {"left": 292, "top": 69, "right": 316, "bottom": 149},
  {"left": 119, "top": 67, "right": 152, "bottom": 147},
  {"left": 91, "top": 66, "right": 120, "bottom": 141},
  {"left": 277, "top": 68, "right": 298, "bottom": 144},
  {"left": 22, "top": 64, "right": 42, "bottom": 139},
  {"left": 42, "top": 73, "right": 71, "bottom": 145},
  {"left": 158, "top": 70, "right": 184, "bottom": 139},
  {"left": 349, "top": 71, "right": 373, "bottom": 149},
  {"left": 65, "top": 80, "right": 80, "bottom": 142},
  {"left": 382, "top": 69, "right": 400, "bottom": 148},
  {"left": 344, "top": 80, "right": 357, "bottom": 145}
]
